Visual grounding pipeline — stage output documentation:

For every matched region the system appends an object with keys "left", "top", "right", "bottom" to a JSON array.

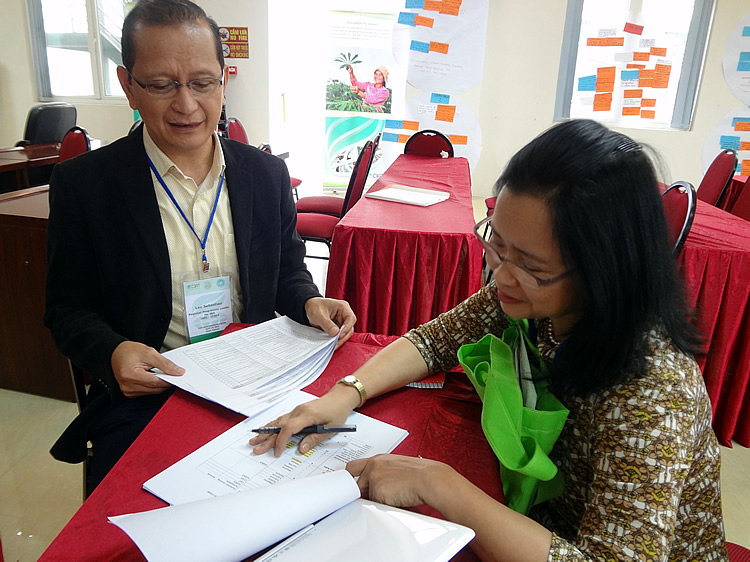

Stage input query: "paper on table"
[
  {"left": 257, "top": 499, "right": 475, "bottom": 562},
  {"left": 112, "top": 472, "right": 475, "bottom": 562},
  {"left": 144, "top": 391, "right": 409, "bottom": 506},
  {"left": 155, "top": 317, "right": 337, "bottom": 418},
  {"left": 110, "top": 471, "right": 359, "bottom": 562},
  {"left": 365, "top": 183, "right": 450, "bottom": 206}
]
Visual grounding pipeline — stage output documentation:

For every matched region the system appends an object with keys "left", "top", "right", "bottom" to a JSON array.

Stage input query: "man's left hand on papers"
[
  {"left": 304, "top": 296, "right": 356, "bottom": 349},
  {"left": 111, "top": 341, "right": 185, "bottom": 397}
]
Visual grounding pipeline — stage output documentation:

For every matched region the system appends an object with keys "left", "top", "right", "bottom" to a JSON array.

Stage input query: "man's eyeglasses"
[
  {"left": 473, "top": 215, "right": 574, "bottom": 289},
  {"left": 128, "top": 72, "right": 223, "bottom": 98}
]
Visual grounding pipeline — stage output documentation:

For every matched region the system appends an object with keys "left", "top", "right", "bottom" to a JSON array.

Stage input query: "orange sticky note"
[
  {"left": 402, "top": 120, "right": 420, "bottom": 131},
  {"left": 641, "top": 109, "right": 656, "bottom": 119},
  {"left": 622, "top": 107, "right": 641, "bottom": 116},
  {"left": 448, "top": 134, "right": 468, "bottom": 145},
  {"left": 429, "top": 41, "right": 450, "bottom": 54},
  {"left": 435, "top": 104, "right": 457, "bottom": 123},
  {"left": 624, "top": 89, "right": 643, "bottom": 98},
  {"left": 586, "top": 37, "right": 624, "bottom": 47},
  {"left": 654, "top": 65, "right": 671, "bottom": 89},
  {"left": 632, "top": 51, "right": 651, "bottom": 61},
  {"left": 741, "top": 160, "right": 750, "bottom": 176},
  {"left": 638, "top": 69, "right": 656, "bottom": 88},
  {"left": 650, "top": 47, "right": 667, "bottom": 56},
  {"left": 423, "top": 0, "right": 442, "bottom": 11},
  {"left": 596, "top": 66, "right": 616, "bottom": 92},
  {"left": 593, "top": 93, "right": 613, "bottom": 111},
  {"left": 627, "top": 63, "right": 646, "bottom": 70},
  {"left": 397, "top": 134, "right": 411, "bottom": 143},
  {"left": 740, "top": 141, "right": 750, "bottom": 151},
  {"left": 624, "top": 22, "right": 644, "bottom": 35},
  {"left": 414, "top": 15, "right": 434, "bottom": 27},
  {"left": 641, "top": 98, "right": 656, "bottom": 107},
  {"left": 439, "top": 3, "right": 461, "bottom": 15},
  {"left": 735, "top": 121, "right": 750, "bottom": 131}
]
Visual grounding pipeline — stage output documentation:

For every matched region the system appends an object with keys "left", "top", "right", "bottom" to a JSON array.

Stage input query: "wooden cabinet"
[{"left": 0, "top": 187, "right": 74, "bottom": 401}]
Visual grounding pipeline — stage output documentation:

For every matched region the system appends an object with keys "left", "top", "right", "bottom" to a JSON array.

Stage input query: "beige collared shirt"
[{"left": 143, "top": 127, "right": 242, "bottom": 351}]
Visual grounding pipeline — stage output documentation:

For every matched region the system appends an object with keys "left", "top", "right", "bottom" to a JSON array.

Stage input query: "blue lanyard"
[{"left": 147, "top": 156, "right": 225, "bottom": 273}]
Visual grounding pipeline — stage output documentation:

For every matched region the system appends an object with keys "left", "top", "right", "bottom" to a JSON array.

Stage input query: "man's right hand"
[{"left": 111, "top": 341, "right": 185, "bottom": 397}]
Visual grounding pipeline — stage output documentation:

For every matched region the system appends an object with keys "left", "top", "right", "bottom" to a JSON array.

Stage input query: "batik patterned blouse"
[{"left": 403, "top": 280, "right": 727, "bottom": 561}]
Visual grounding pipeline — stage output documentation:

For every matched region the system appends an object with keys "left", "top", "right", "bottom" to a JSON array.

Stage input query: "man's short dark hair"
[{"left": 121, "top": 0, "right": 224, "bottom": 72}]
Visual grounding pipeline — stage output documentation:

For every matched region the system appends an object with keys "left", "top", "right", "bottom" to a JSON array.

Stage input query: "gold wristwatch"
[{"left": 337, "top": 375, "right": 367, "bottom": 408}]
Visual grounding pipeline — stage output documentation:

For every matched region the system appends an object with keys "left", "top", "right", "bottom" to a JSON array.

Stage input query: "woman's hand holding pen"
[{"left": 249, "top": 386, "right": 359, "bottom": 457}]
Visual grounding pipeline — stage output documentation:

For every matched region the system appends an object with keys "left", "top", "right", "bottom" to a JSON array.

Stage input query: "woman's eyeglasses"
[{"left": 473, "top": 215, "right": 574, "bottom": 289}]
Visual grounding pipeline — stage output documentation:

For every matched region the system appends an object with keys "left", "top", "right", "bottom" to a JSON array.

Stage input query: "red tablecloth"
[
  {"left": 41, "top": 331, "right": 501, "bottom": 561},
  {"left": 326, "top": 154, "right": 483, "bottom": 336},
  {"left": 679, "top": 200, "right": 750, "bottom": 446}
]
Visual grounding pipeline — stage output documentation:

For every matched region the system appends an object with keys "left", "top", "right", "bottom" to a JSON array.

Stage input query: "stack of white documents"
[{"left": 155, "top": 316, "right": 337, "bottom": 419}]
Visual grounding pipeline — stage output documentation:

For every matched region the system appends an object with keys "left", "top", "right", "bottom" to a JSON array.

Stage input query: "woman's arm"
[
  {"left": 348, "top": 454, "right": 552, "bottom": 562},
  {"left": 250, "top": 337, "right": 429, "bottom": 457}
]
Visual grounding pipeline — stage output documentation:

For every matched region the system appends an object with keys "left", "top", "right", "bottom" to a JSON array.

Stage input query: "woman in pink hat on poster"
[{"left": 347, "top": 64, "right": 390, "bottom": 111}]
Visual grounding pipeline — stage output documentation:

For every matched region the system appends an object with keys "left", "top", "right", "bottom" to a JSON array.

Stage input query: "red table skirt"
[
  {"left": 41, "top": 331, "right": 501, "bottom": 561},
  {"left": 679, "top": 200, "right": 750, "bottom": 446}
]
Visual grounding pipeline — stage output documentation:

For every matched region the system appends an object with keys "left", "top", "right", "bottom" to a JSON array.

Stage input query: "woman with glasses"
[{"left": 251, "top": 119, "right": 726, "bottom": 560}]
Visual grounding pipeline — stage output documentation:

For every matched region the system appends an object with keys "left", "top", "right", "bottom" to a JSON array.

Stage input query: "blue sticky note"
[
  {"left": 385, "top": 120, "right": 403, "bottom": 129},
  {"left": 430, "top": 93, "right": 450, "bottom": 104},
  {"left": 381, "top": 132, "right": 400, "bottom": 143},
  {"left": 577, "top": 75, "right": 596, "bottom": 91},
  {"left": 731, "top": 117, "right": 750, "bottom": 127},
  {"left": 743, "top": 26, "right": 750, "bottom": 37},
  {"left": 738, "top": 52, "right": 750, "bottom": 72},
  {"left": 405, "top": 0, "right": 425, "bottom": 8},
  {"left": 398, "top": 12, "right": 417, "bottom": 26},
  {"left": 720, "top": 135, "right": 741, "bottom": 150},
  {"left": 620, "top": 70, "right": 639, "bottom": 81},
  {"left": 410, "top": 40, "right": 430, "bottom": 53}
]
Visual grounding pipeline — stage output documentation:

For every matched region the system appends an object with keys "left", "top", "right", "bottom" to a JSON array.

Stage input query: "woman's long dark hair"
[{"left": 495, "top": 119, "right": 702, "bottom": 398}]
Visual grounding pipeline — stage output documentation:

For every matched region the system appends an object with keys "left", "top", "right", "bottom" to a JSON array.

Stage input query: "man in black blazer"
[{"left": 45, "top": 0, "right": 355, "bottom": 493}]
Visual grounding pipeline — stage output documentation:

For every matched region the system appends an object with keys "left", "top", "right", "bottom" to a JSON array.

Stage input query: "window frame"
[
  {"left": 27, "top": 0, "right": 127, "bottom": 103},
  {"left": 553, "top": 0, "right": 715, "bottom": 131}
]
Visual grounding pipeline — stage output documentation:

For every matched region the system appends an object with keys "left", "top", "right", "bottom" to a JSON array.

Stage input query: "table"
[
  {"left": 0, "top": 143, "right": 60, "bottom": 192},
  {"left": 326, "top": 154, "right": 483, "bottom": 336},
  {"left": 41, "top": 331, "right": 502, "bottom": 561},
  {"left": 679, "top": 200, "right": 750, "bottom": 447},
  {"left": 0, "top": 187, "right": 74, "bottom": 401},
  {"left": 718, "top": 175, "right": 748, "bottom": 214}
]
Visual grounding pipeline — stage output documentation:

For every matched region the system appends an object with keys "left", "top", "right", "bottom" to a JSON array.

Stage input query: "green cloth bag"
[{"left": 458, "top": 318, "right": 569, "bottom": 515}]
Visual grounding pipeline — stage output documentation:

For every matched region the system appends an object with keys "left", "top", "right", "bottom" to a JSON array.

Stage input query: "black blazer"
[{"left": 45, "top": 127, "right": 320, "bottom": 458}]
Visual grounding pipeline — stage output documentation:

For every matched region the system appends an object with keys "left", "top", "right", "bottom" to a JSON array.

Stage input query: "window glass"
[{"left": 555, "top": 0, "right": 714, "bottom": 130}]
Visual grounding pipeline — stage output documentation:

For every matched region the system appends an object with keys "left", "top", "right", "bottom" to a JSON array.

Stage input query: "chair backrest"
[
  {"left": 661, "top": 180, "right": 697, "bottom": 257},
  {"left": 341, "top": 139, "right": 375, "bottom": 216},
  {"left": 58, "top": 126, "right": 91, "bottom": 162},
  {"left": 226, "top": 117, "right": 249, "bottom": 144},
  {"left": 403, "top": 129, "right": 454, "bottom": 158},
  {"left": 698, "top": 149, "right": 737, "bottom": 206},
  {"left": 729, "top": 175, "right": 750, "bottom": 221},
  {"left": 21, "top": 102, "right": 77, "bottom": 144}
]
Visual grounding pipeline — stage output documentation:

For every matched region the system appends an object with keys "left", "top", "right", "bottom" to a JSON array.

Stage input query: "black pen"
[{"left": 252, "top": 424, "right": 357, "bottom": 435}]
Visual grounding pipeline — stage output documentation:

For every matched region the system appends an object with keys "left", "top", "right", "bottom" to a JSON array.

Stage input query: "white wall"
[{"left": 2, "top": 0, "right": 747, "bottom": 194}]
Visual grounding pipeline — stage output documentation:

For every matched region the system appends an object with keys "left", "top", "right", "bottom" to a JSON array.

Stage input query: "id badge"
[{"left": 183, "top": 276, "right": 233, "bottom": 343}]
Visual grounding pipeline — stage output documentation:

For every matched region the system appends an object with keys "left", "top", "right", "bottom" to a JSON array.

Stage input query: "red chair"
[
  {"left": 296, "top": 139, "right": 375, "bottom": 259},
  {"left": 296, "top": 134, "right": 380, "bottom": 217},
  {"left": 226, "top": 117, "right": 249, "bottom": 144},
  {"left": 699, "top": 149, "right": 737, "bottom": 206},
  {"left": 728, "top": 542, "right": 750, "bottom": 562},
  {"left": 58, "top": 126, "right": 91, "bottom": 162},
  {"left": 661, "top": 180, "right": 696, "bottom": 257},
  {"left": 403, "top": 129, "right": 453, "bottom": 158},
  {"left": 729, "top": 175, "right": 750, "bottom": 221}
]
